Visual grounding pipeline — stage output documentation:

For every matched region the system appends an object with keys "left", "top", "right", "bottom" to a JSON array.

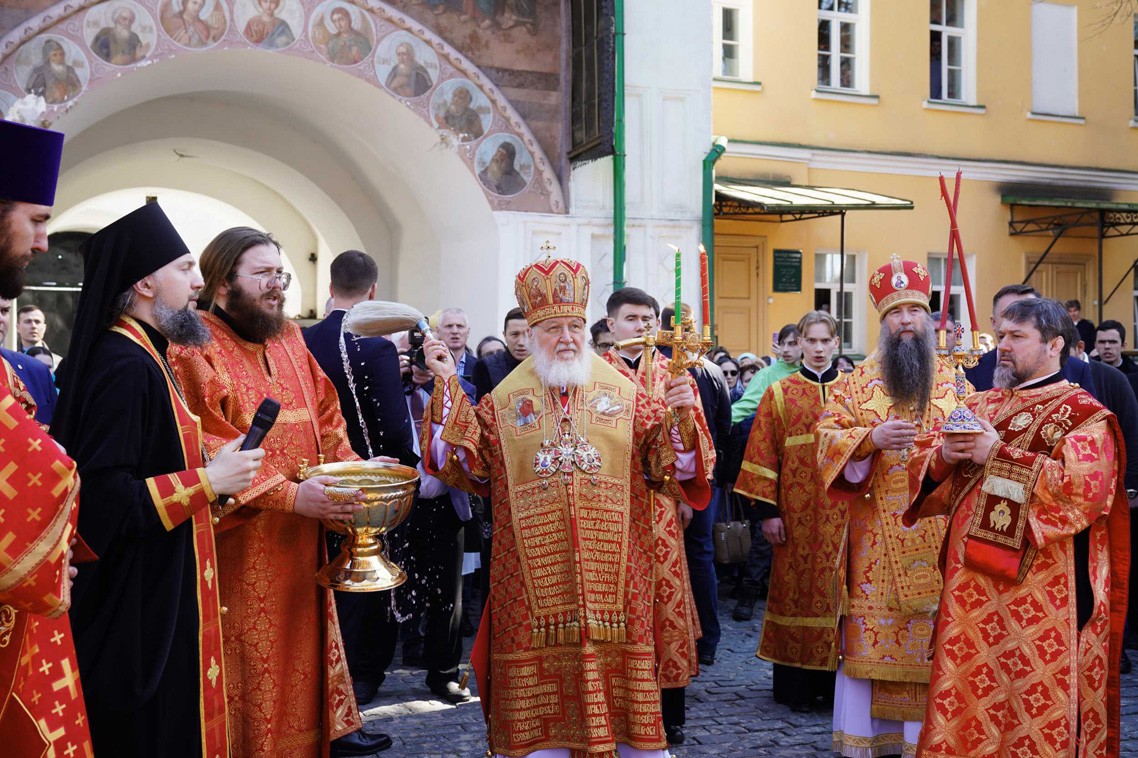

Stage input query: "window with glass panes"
[
  {"left": 570, "top": 0, "right": 603, "bottom": 157},
  {"left": 815, "top": 252, "right": 858, "bottom": 350},
  {"left": 930, "top": 0, "right": 966, "bottom": 101},
  {"left": 927, "top": 254, "right": 971, "bottom": 335},
  {"left": 817, "top": 0, "right": 862, "bottom": 90},
  {"left": 712, "top": 2, "right": 753, "bottom": 81}
]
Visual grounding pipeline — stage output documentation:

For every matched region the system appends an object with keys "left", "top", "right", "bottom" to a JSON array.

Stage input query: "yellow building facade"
[{"left": 711, "top": 0, "right": 1138, "bottom": 356}]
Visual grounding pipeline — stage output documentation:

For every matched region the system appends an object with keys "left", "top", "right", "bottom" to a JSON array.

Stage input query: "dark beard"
[
  {"left": 226, "top": 282, "right": 286, "bottom": 342},
  {"left": 0, "top": 240, "right": 26, "bottom": 300},
  {"left": 878, "top": 324, "right": 936, "bottom": 416},
  {"left": 155, "top": 298, "right": 210, "bottom": 346}
]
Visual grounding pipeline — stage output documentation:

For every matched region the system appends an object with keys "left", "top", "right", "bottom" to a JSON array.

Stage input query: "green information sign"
[{"left": 772, "top": 249, "right": 802, "bottom": 293}]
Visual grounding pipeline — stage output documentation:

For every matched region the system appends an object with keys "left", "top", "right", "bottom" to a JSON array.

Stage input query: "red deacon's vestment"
[
  {"left": 906, "top": 377, "right": 1129, "bottom": 757},
  {"left": 0, "top": 360, "right": 93, "bottom": 758},
  {"left": 170, "top": 312, "right": 360, "bottom": 757}
]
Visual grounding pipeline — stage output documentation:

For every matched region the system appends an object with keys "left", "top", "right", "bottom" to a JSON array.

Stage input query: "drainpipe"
[
  {"left": 612, "top": 0, "right": 627, "bottom": 292},
  {"left": 702, "top": 136, "right": 729, "bottom": 326}
]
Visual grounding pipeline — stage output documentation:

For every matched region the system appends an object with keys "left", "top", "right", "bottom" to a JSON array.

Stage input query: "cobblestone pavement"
[{"left": 362, "top": 585, "right": 1138, "bottom": 757}]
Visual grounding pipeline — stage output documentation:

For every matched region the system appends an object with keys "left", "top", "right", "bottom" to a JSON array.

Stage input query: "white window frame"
[
  {"left": 1133, "top": 15, "right": 1137, "bottom": 118},
  {"left": 928, "top": 0, "right": 977, "bottom": 104},
  {"left": 712, "top": 1, "right": 753, "bottom": 82},
  {"left": 814, "top": 249, "right": 866, "bottom": 354},
  {"left": 926, "top": 252, "right": 976, "bottom": 341},
  {"left": 816, "top": 0, "right": 870, "bottom": 93},
  {"left": 1030, "top": 2, "right": 1079, "bottom": 119}
]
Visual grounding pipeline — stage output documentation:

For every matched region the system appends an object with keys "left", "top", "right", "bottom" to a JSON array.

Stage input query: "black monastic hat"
[
  {"left": 0, "top": 120, "right": 65, "bottom": 205},
  {"left": 52, "top": 202, "right": 192, "bottom": 445}
]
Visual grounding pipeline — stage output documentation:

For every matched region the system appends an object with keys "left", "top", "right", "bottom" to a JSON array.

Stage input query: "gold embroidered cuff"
[{"left": 672, "top": 410, "right": 698, "bottom": 451}]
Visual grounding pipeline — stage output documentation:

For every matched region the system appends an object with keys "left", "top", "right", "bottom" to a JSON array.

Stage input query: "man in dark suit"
[
  {"left": 1094, "top": 319, "right": 1138, "bottom": 375},
  {"left": 1, "top": 296, "right": 55, "bottom": 424},
  {"left": 966, "top": 284, "right": 1095, "bottom": 394},
  {"left": 1066, "top": 299, "right": 1097, "bottom": 353},
  {"left": 471, "top": 306, "right": 528, "bottom": 402},
  {"left": 303, "top": 250, "right": 417, "bottom": 714}
]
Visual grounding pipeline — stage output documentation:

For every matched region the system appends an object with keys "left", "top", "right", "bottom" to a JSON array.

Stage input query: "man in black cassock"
[
  {"left": 303, "top": 249, "right": 416, "bottom": 709},
  {"left": 52, "top": 203, "right": 265, "bottom": 757}
]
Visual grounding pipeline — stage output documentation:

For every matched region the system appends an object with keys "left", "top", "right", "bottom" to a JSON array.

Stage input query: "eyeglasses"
[{"left": 235, "top": 271, "right": 292, "bottom": 291}]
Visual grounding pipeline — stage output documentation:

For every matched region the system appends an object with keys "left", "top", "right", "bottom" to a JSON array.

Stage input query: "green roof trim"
[
  {"left": 716, "top": 177, "right": 913, "bottom": 216},
  {"left": 1002, "top": 195, "right": 1138, "bottom": 212}
]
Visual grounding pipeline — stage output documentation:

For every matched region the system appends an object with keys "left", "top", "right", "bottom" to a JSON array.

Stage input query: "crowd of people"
[{"left": 0, "top": 117, "right": 1132, "bottom": 758}]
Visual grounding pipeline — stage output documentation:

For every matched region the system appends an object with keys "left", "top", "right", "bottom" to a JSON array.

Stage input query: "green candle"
[{"left": 674, "top": 246, "right": 682, "bottom": 329}]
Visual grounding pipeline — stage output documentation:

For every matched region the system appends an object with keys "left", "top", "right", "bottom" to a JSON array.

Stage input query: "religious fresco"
[
  {"left": 431, "top": 78, "right": 490, "bottom": 142},
  {"left": 84, "top": 1, "right": 158, "bottom": 66},
  {"left": 234, "top": 0, "right": 302, "bottom": 50},
  {"left": 15, "top": 34, "right": 88, "bottom": 104},
  {"left": 476, "top": 133, "right": 532, "bottom": 196},
  {"left": 158, "top": 0, "right": 228, "bottom": 49},
  {"left": 0, "top": 0, "right": 564, "bottom": 214},
  {"left": 0, "top": 89, "right": 14, "bottom": 117},
  {"left": 310, "top": 0, "right": 373, "bottom": 66},
  {"left": 374, "top": 31, "right": 437, "bottom": 99}
]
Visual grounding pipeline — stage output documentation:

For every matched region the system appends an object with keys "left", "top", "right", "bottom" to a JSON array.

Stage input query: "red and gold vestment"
[
  {"left": 603, "top": 349, "right": 712, "bottom": 688},
  {"left": 170, "top": 312, "right": 360, "bottom": 757},
  {"left": 906, "top": 379, "right": 1129, "bottom": 758},
  {"left": 425, "top": 356, "right": 711, "bottom": 757},
  {"left": 735, "top": 370, "right": 844, "bottom": 671},
  {"left": 0, "top": 358, "right": 92, "bottom": 758},
  {"left": 815, "top": 352, "right": 959, "bottom": 725}
]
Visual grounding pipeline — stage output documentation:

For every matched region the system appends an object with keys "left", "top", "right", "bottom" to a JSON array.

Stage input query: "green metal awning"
[
  {"left": 1003, "top": 194, "right": 1138, "bottom": 238},
  {"left": 715, "top": 178, "right": 914, "bottom": 222},
  {"left": 1002, "top": 194, "right": 1138, "bottom": 322}
]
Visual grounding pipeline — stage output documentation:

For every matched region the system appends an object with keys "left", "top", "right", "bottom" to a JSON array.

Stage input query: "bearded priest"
[
  {"left": 416, "top": 256, "right": 713, "bottom": 757},
  {"left": 904, "top": 297, "right": 1128, "bottom": 757},
  {"left": 816, "top": 255, "right": 962, "bottom": 757}
]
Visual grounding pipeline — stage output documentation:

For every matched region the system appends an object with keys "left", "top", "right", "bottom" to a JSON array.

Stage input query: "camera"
[{"left": 402, "top": 328, "right": 428, "bottom": 379}]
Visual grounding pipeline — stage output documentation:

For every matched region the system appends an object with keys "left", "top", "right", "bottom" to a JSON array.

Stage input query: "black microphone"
[
  {"left": 240, "top": 397, "right": 281, "bottom": 451},
  {"left": 217, "top": 397, "right": 280, "bottom": 504}
]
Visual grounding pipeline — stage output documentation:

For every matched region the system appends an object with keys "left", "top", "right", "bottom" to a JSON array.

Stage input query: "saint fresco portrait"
[
  {"left": 15, "top": 35, "right": 89, "bottom": 105},
  {"left": 159, "top": 0, "right": 228, "bottom": 49},
  {"left": 375, "top": 32, "right": 438, "bottom": 99},
  {"left": 475, "top": 133, "right": 533, "bottom": 196},
  {"left": 84, "top": 1, "right": 156, "bottom": 66},
  {"left": 431, "top": 78, "right": 491, "bottom": 142},
  {"left": 310, "top": 1, "right": 375, "bottom": 66},
  {"left": 235, "top": 0, "right": 302, "bottom": 50}
]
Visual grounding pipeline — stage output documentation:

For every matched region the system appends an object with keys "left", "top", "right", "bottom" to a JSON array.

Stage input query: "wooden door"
[
  {"left": 714, "top": 236, "right": 765, "bottom": 355},
  {"left": 1025, "top": 255, "right": 1088, "bottom": 307}
]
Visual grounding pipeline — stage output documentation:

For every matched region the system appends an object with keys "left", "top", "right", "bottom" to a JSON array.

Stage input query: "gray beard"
[
  {"left": 155, "top": 299, "right": 210, "bottom": 346},
  {"left": 878, "top": 325, "right": 936, "bottom": 416},
  {"left": 532, "top": 344, "right": 592, "bottom": 387},
  {"left": 113, "top": 25, "right": 132, "bottom": 42},
  {"left": 49, "top": 61, "right": 69, "bottom": 77}
]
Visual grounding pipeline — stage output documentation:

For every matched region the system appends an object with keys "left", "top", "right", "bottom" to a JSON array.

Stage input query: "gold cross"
[
  {"left": 64, "top": 742, "right": 77, "bottom": 758},
  {"left": 52, "top": 658, "right": 80, "bottom": 699},
  {"left": 50, "top": 630, "right": 64, "bottom": 646},
  {"left": 19, "top": 639, "right": 39, "bottom": 669},
  {"left": 203, "top": 560, "right": 214, "bottom": 591},
  {"left": 51, "top": 699, "right": 66, "bottom": 717},
  {"left": 0, "top": 463, "right": 17, "bottom": 499},
  {"left": 207, "top": 656, "right": 220, "bottom": 687},
  {"left": 0, "top": 533, "right": 17, "bottom": 565},
  {"left": 35, "top": 717, "right": 64, "bottom": 744},
  {"left": 39, "top": 659, "right": 53, "bottom": 676},
  {"left": 26, "top": 472, "right": 42, "bottom": 488},
  {"left": 50, "top": 461, "right": 73, "bottom": 497},
  {"left": 27, "top": 507, "right": 42, "bottom": 522},
  {"left": 75, "top": 711, "right": 85, "bottom": 728},
  {"left": 168, "top": 479, "right": 192, "bottom": 509},
  {"left": 0, "top": 397, "right": 19, "bottom": 430},
  {"left": 539, "top": 240, "right": 556, "bottom": 257}
]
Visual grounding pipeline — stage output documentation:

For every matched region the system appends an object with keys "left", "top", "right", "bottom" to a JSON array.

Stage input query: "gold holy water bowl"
[{"left": 298, "top": 460, "right": 418, "bottom": 592}]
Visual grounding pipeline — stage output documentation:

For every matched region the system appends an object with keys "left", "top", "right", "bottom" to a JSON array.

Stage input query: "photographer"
[{"left": 394, "top": 330, "right": 475, "bottom": 704}]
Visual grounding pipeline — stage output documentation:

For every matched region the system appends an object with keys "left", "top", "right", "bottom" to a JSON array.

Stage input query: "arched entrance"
[{"left": 0, "top": 0, "right": 564, "bottom": 334}]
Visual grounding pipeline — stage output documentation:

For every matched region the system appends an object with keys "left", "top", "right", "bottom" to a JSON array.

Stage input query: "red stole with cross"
[
  {"left": 108, "top": 317, "right": 230, "bottom": 756},
  {"left": 0, "top": 356, "right": 93, "bottom": 757}
]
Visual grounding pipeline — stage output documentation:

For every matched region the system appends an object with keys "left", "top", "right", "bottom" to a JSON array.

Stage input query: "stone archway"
[{"left": 0, "top": 0, "right": 565, "bottom": 330}]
